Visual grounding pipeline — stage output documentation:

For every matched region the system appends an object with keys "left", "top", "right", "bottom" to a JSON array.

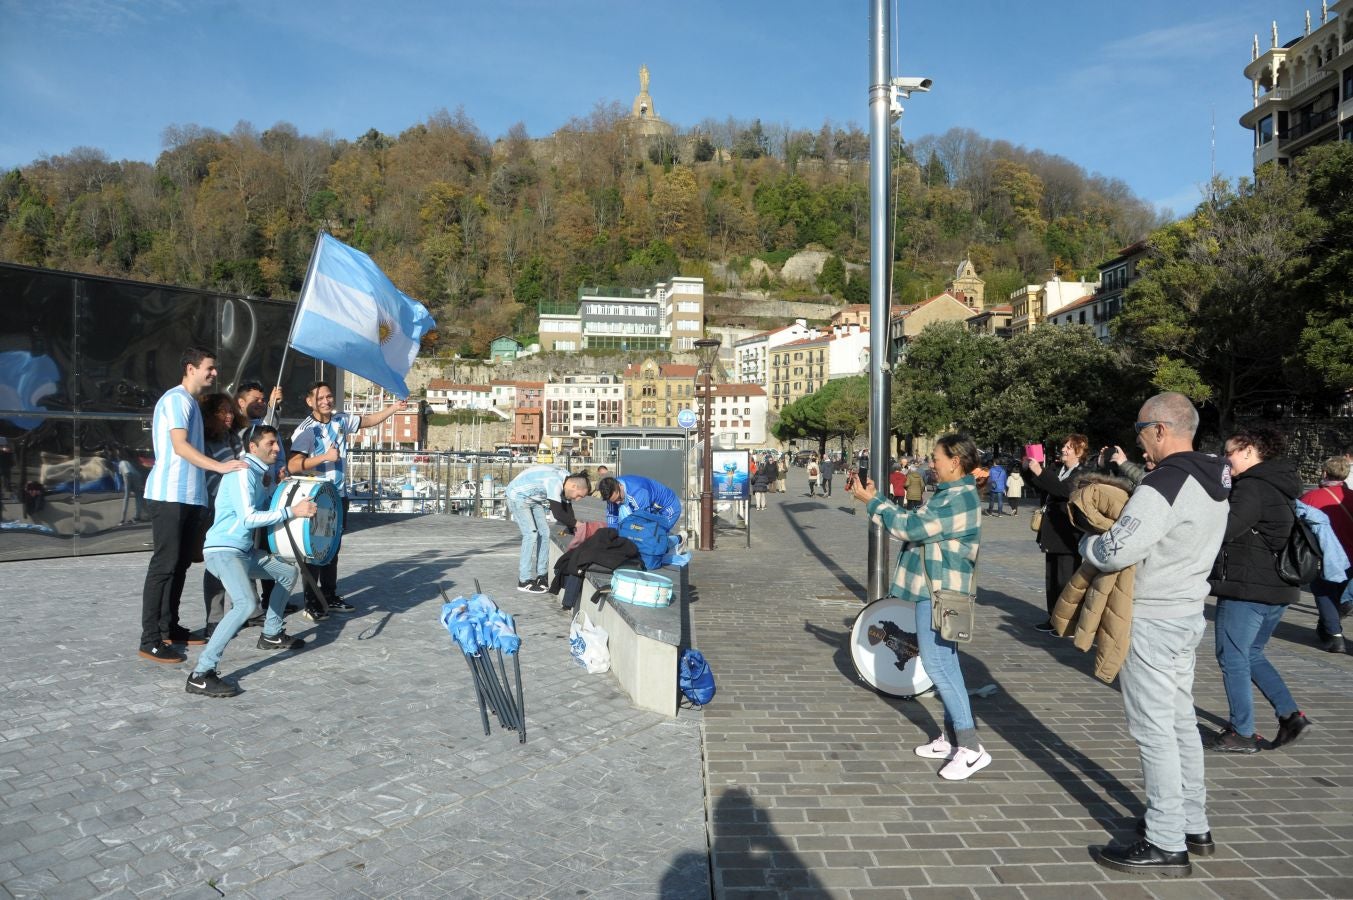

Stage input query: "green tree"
[
  {"left": 771, "top": 377, "right": 868, "bottom": 455},
  {"left": 1292, "top": 142, "right": 1353, "bottom": 398},
  {"left": 818, "top": 253, "right": 845, "bottom": 296},
  {"left": 969, "top": 326, "right": 1144, "bottom": 449},
  {"left": 891, "top": 322, "right": 1002, "bottom": 439},
  {"left": 1114, "top": 170, "right": 1318, "bottom": 432}
]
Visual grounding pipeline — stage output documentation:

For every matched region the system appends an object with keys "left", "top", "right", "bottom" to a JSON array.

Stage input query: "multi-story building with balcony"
[
  {"left": 733, "top": 320, "right": 816, "bottom": 387},
  {"left": 1045, "top": 241, "right": 1149, "bottom": 341},
  {"left": 1241, "top": 4, "right": 1352, "bottom": 170},
  {"left": 623, "top": 360, "right": 699, "bottom": 427},
  {"left": 425, "top": 380, "right": 495, "bottom": 414},
  {"left": 1007, "top": 278, "right": 1100, "bottom": 335},
  {"left": 543, "top": 375, "right": 625, "bottom": 442},
  {"left": 769, "top": 334, "right": 830, "bottom": 412},
  {"left": 537, "top": 276, "right": 705, "bottom": 352}
]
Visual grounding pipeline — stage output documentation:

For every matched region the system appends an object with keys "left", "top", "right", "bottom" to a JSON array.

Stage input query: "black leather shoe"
[
  {"left": 1136, "top": 819, "right": 1214, "bottom": 856},
  {"left": 1273, "top": 711, "right": 1312, "bottom": 748},
  {"left": 1096, "top": 839, "right": 1191, "bottom": 877}
]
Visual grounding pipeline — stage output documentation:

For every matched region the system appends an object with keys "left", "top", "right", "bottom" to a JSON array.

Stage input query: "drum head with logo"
[{"left": 850, "top": 597, "right": 933, "bottom": 699}]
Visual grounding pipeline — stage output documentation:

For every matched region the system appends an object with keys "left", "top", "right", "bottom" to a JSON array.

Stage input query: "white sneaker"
[
  {"left": 914, "top": 736, "right": 955, "bottom": 760},
  {"left": 938, "top": 746, "right": 991, "bottom": 780}
]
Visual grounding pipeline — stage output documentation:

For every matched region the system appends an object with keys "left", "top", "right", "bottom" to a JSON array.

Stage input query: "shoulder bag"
[
  {"left": 923, "top": 544, "right": 976, "bottom": 643},
  {"left": 1029, "top": 505, "right": 1045, "bottom": 533}
]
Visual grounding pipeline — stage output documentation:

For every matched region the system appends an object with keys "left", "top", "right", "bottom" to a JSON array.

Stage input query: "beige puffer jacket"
[{"left": 1050, "top": 475, "right": 1136, "bottom": 684}]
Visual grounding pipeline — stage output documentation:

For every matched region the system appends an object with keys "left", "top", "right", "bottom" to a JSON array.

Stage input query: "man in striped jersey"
[
  {"left": 287, "top": 381, "right": 406, "bottom": 618},
  {"left": 138, "top": 348, "right": 247, "bottom": 664}
]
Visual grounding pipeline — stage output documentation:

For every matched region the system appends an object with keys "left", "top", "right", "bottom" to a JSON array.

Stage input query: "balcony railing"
[
  {"left": 1280, "top": 107, "right": 1340, "bottom": 146},
  {"left": 538, "top": 299, "right": 581, "bottom": 316},
  {"left": 1259, "top": 66, "right": 1337, "bottom": 106}
]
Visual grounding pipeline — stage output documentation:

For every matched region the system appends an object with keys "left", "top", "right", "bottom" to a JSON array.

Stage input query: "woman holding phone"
[{"left": 1024, "top": 434, "right": 1090, "bottom": 633}]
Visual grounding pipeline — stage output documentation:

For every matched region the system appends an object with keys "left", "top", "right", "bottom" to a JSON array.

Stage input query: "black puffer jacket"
[
  {"left": 1025, "top": 463, "right": 1085, "bottom": 555},
  {"left": 1209, "top": 458, "right": 1301, "bottom": 605}
]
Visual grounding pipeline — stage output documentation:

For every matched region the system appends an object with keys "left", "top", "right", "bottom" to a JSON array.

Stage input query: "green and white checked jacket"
[{"left": 866, "top": 474, "right": 981, "bottom": 603}]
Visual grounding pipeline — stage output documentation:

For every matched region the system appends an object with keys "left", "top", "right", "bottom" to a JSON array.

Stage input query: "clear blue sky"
[{"left": 1, "top": 0, "right": 1304, "bottom": 217}]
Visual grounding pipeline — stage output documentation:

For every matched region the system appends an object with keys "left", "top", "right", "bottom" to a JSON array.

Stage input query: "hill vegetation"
[{"left": 0, "top": 105, "right": 1163, "bottom": 355}]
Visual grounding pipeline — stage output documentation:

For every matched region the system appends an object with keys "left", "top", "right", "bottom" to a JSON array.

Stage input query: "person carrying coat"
[
  {"left": 1207, "top": 426, "right": 1311, "bottom": 752},
  {"left": 1024, "top": 434, "right": 1090, "bottom": 633}
]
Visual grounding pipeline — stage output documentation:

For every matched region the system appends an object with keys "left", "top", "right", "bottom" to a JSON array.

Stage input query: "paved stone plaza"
[{"left": 2, "top": 482, "right": 1352, "bottom": 898}]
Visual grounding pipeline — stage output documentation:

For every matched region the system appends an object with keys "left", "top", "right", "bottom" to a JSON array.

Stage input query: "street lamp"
[{"left": 694, "top": 337, "right": 722, "bottom": 551}]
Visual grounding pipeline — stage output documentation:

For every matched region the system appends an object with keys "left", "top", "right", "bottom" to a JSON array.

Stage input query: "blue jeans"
[
  {"left": 987, "top": 491, "right": 1005, "bottom": 514},
  {"left": 509, "top": 499, "right": 550, "bottom": 583},
  {"left": 915, "top": 597, "right": 976, "bottom": 745},
  {"left": 1312, "top": 578, "right": 1349, "bottom": 637},
  {"left": 1119, "top": 614, "right": 1208, "bottom": 854},
  {"left": 196, "top": 550, "right": 298, "bottom": 674},
  {"left": 1214, "top": 597, "right": 1298, "bottom": 736}
]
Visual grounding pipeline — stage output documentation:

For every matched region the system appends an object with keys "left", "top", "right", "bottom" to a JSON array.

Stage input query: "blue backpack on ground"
[
  {"left": 679, "top": 648, "right": 716, "bottom": 707},
  {"left": 619, "top": 510, "right": 673, "bottom": 570}
]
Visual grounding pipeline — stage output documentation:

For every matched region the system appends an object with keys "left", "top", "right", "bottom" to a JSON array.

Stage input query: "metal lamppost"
[{"left": 694, "top": 337, "right": 722, "bottom": 551}]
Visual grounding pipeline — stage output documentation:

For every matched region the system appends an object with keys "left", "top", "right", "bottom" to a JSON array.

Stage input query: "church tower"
[{"left": 948, "top": 257, "right": 986, "bottom": 311}]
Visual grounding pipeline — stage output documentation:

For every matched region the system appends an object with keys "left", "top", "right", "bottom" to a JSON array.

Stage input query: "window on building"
[{"left": 1258, "top": 115, "right": 1274, "bottom": 146}]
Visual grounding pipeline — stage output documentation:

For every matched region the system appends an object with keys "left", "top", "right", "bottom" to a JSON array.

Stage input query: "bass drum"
[
  {"left": 849, "top": 597, "right": 933, "bottom": 699},
  {"left": 267, "top": 477, "right": 344, "bottom": 566}
]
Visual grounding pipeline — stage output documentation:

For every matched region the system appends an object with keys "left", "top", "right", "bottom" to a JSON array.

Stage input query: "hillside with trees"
[{"left": 1, "top": 105, "right": 1163, "bottom": 356}]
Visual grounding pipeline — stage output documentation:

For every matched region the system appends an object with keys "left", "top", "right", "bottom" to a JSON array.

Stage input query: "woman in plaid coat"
[{"left": 849, "top": 433, "right": 987, "bottom": 780}]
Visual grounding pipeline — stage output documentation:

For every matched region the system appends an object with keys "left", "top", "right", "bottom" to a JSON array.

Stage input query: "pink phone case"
[{"left": 1024, "top": 444, "right": 1045, "bottom": 463}]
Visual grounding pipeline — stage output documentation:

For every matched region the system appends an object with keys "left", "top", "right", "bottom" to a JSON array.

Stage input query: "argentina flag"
[{"left": 289, "top": 233, "right": 436, "bottom": 397}]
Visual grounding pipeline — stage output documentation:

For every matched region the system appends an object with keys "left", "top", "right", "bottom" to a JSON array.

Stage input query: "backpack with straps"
[{"left": 1274, "top": 503, "right": 1322, "bottom": 586}]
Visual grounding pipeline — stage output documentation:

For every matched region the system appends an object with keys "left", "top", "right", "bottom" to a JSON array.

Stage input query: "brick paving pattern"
[
  {"left": 2, "top": 481, "right": 1351, "bottom": 899},
  {"left": 695, "top": 481, "right": 1353, "bottom": 899}
]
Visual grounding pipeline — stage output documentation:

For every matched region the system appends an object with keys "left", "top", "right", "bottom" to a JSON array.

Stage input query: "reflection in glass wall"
[{"left": 0, "top": 262, "right": 331, "bottom": 562}]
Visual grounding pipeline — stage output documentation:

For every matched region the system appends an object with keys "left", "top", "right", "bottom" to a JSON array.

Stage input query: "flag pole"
[{"left": 268, "top": 231, "right": 327, "bottom": 426}]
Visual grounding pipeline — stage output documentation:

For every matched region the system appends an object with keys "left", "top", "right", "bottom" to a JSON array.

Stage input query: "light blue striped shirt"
[
  {"left": 505, "top": 465, "right": 569, "bottom": 508},
  {"left": 203, "top": 453, "right": 293, "bottom": 554},
  {"left": 290, "top": 412, "right": 361, "bottom": 496},
  {"left": 144, "top": 385, "right": 206, "bottom": 506}
]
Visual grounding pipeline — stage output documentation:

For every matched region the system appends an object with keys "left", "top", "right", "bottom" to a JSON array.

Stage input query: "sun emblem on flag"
[{"left": 377, "top": 316, "right": 395, "bottom": 345}]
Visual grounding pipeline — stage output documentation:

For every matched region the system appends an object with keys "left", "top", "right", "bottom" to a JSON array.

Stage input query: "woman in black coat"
[
  {"left": 1023, "top": 433, "right": 1090, "bottom": 632},
  {"left": 1208, "top": 426, "right": 1310, "bottom": 752},
  {"left": 751, "top": 456, "right": 775, "bottom": 510}
]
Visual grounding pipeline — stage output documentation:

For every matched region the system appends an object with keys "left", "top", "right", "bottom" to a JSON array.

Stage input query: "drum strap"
[{"left": 277, "top": 481, "right": 330, "bottom": 616}]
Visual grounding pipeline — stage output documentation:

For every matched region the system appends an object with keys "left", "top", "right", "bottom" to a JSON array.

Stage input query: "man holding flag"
[{"left": 282, "top": 233, "right": 436, "bottom": 619}]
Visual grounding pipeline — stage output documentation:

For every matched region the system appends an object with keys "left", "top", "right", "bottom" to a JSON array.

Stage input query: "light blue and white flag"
[{"left": 289, "top": 233, "right": 435, "bottom": 398}]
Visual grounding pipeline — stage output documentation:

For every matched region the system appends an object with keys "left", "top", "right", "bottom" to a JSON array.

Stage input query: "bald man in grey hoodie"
[{"left": 1079, "top": 393, "right": 1230, "bottom": 878}]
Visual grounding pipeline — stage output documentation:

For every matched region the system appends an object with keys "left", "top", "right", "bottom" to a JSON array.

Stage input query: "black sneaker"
[
  {"left": 1320, "top": 633, "right": 1345, "bottom": 653},
  {"left": 167, "top": 626, "right": 207, "bottom": 646},
  {"left": 185, "top": 669, "right": 240, "bottom": 698},
  {"left": 1135, "top": 819, "right": 1215, "bottom": 856},
  {"left": 1208, "top": 727, "right": 1262, "bottom": 753},
  {"left": 257, "top": 630, "right": 305, "bottom": 651},
  {"left": 326, "top": 597, "right": 355, "bottom": 614},
  {"left": 301, "top": 606, "right": 328, "bottom": 623},
  {"left": 533, "top": 575, "right": 550, "bottom": 593},
  {"left": 139, "top": 644, "right": 185, "bottom": 664},
  {"left": 1272, "top": 711, "right": 1312, "bottom": 749},
  {"left": 1096, "top": 838, "right": 1190, "bottom": 877},
  {"left": 517, "top": 580, "right": 536, "bottom": 593},
  {"left": 244, "top": 614, "right": 266, "bottom": 629}
]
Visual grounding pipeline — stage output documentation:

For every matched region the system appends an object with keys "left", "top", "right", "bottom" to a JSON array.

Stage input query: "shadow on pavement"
[
  {"left": 671, "top": 786, "right": 826, "bottom": 898},
  {"left": 779, "top": 502, "right": 867, "bottom": 601}
]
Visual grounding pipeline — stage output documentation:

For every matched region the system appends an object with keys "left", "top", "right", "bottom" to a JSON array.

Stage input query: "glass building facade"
[{"left": 0, "top": 262, "right": 334, "bottom": 562}]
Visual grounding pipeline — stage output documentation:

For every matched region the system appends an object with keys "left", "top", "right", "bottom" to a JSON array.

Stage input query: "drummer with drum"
[
  {"left": 287, "top": 381, "right": 408, "bottom": 619},
  {"left": 188, "top": 425, "right": 317, "bottom": 698}
]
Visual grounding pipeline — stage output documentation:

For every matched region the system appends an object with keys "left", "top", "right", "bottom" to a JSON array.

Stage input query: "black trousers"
[
  {"left": 821, "top": 477, "right": 832, "bottom": 496},
  {"left": 1044, "top": 552, "right": 1080, "bottom": 618},
  {"left": 305, "top": 498, "right": 350, "bottom": 605},
  {"left": 140, "top": 500, "right": 203, "bottom": 649}
]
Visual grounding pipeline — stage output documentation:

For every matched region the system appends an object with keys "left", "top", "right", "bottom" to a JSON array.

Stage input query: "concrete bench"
[{"left": 548, "top": 532, "right": 690, "bottom": 717}]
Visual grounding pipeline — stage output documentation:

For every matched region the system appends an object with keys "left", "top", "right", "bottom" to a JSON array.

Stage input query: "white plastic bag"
[{"left": 569, "top": 611, "right": 610, "bottom": 674}]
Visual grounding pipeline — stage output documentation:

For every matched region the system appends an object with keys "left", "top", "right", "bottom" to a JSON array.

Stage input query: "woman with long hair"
[
  {"left": 199, "top": 392, "right": 242, "bottom": 638},
  {"left": 1024, "top": 433, "right": 1090, "bottom": 633},
  {"left": 849, "top": 433, "right": 988, "bottom": 779},
  {"left": 1208, "top": 426, "right": 1310, "bottom": 752}
]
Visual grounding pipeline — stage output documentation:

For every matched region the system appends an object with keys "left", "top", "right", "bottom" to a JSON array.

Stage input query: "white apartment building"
[
  {"left": 825, "top": 323, "right": 870, "bottom": 380},
  {"left": 538, "top": 276, "right": 705, "bottom": 352},
  {"left": 1008, "top": 279, "right": 1100, "bottom": 334},
  {"left": 733, "top": 320, "right": 816, "bottom": 387},
  {"left": 425, "top": 380, "right": 496, "bottom": 414},
  {"left": 543, "top": 375, "right": 625, "bottom": 440},
  {"left": 1241, "top": 3, "right": 1352, "bottom": 170},
  {"left": 701, "top": 384, "right": 769, "bottom": 448}
]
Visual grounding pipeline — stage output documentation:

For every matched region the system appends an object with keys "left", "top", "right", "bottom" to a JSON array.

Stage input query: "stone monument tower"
[
  {"left": 628, "top": 64, "right": 676, "bottom": 144},
  {"left": 948, "top": 257, "right": 986, "bottom": 311}
]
